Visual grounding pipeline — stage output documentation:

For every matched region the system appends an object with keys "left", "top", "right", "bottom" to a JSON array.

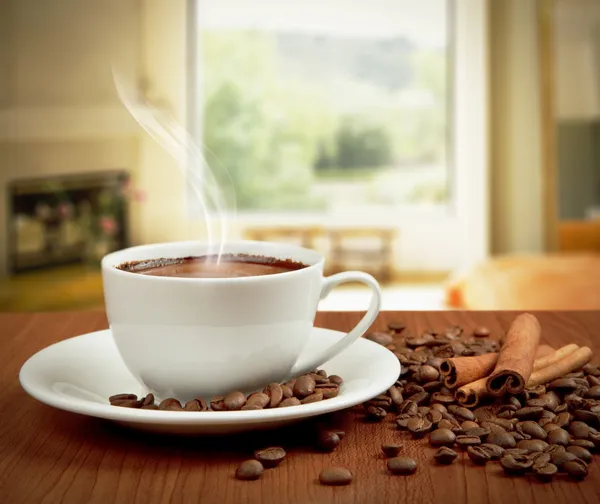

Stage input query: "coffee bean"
[
  {"left": 474, "top": 407, "right": 497, "bottom": 423},
  {"left": 298, "top": 392, "right": 322, "bottom": 405},
  {"left": 224, "top": 391, "right": 247, "bottom": 411},
  {"left": 366, "top": 331, "right": 393, "bottom": 346},
  {"left": 422, "top": 381, "right": 444, "bottom": 393},
  {"left": 480, "top": 443, "right": 505, "bottom": 460},
  {"left": 525, "top": 398, "right": 548, "bottom": 408},
  {"left": 369, "top": 394, "right": 393, "bottom": 409},
  {"left": 109, "top": 393, "right": 137, "bottom": 403},
  {"left": 183, "top": 399, "right": 204, "bottom": 411},
  {"left": 388, "top": 386, "right": 404, "bottom": 407},
  {"left": 293, "top": 375, "right": 316, "bottom": 398},
  {"left": 396, "top": 412, "right": 414, "bottom": 429},
  {"left": 280, "top": 385, "right": 293, "bottom": 399},
  {"left": 505, "top": 448, "right": 530, "bottom": 457},
  {"left": 141, "top": 394, "right": 155, "bottom": 407},
  {"left": 548, "top": 377, "right": 578, "bottom": 392},
  {"left": 418, "top": 365, "right": 440, "bottom": 383},
  {"left": 544, "top": 424, "right": 561, "bottom": 435},
  {"left": 314, "top": 384, "right": 339, "bottom": 399},
  {"left": 429, "top": 428, "right": 456, "bottom": 446},
  {"left": 387, "top": 321, "right": 406, "bottom": 333},
  {"left": 455, "top": 435, "right": 481, "bottom": 448},
  {"left": 539, "top": 391, "right": 560, "bottom": 411},
  {"left": 319, "top": 467, "right": 352, "bottom": 486},
  {"left": 545, "top": 444, "right": 566, "bottom": 455},
  {"left": 481, "top": 422, "right": 507, "bottom": 435},
  {"left": 438, "top": 419, "right": 459, "bottom": 431},
  {"left": 465, "top": 428, "right": 490, "bottom": 440},
  {"left": 486, "top": 431, "right": 516, "bottom": 449},
  {"left": 510, "top": 432, "right": 527, "bottom": 442},
  {"left": 547, "top": 428, "right": 570, "bottom": 446},
  {"left": 554, "top": 403, "right": 569, "bottom": 413},
  {"left": 517, "top": 421, "right": 547, "bottom": 440},
  {"left": 381, "top": 443, "right": 403, "bottom": 457},
  {"left": 317, "top": 431, "right": 341, "bottom": 452},
  {"left": 467, "top": 446, "right": 491, "bottom": 465},
  {"left": 573, "top": 409, "right": 600, "bottom": 427},
  {"left": 487, "top": 418, "right": 517, "bottom": 431},
  {"left": 263, "top": 383, "right": 284, "bottom": 408},
  {"left": 569, "top": 421, "right": 590, "bottom": 439},
  {"left": 563, "top": 459, "right": 588, "bottom": 480},
  {"left": 235, "top": 460, "right": 264, "bottom": 480},
  {"left": 366, "top": 406, "right": 387, "bottom": 422},
  {"left": 473, "top": 326, "right": 490, "bottom": 337},
  {"left": 279, "top": 397, "right": 301, "bottom": 407},
  {"left": 210, "top": 396, "right": 226, "bottom": 411},
  {"left": 570, "top": 439, "right": 595, "bottom": 450},
  {"left": 427, "top": 409, "right": 443, "bottom": 425},
  {"left": 590, "top": 431, "right": 600, "bottom": 449},
  {"left": 583, "top": 363, "right": 600, "bottom": 376},
  {"left": 158, "top": 398, "right": 183, "bottom": 411},
  {"left": 434, "top": 446, "right": 458, "bottom": 464},
  {"left": 461, "top": 421, "right": 480, "bottom": 431},
  {"left": 588, "top": 375, "right": 600, "bottom": 387},
  {"left": 566, "top": 445, "right": 592, "bottom": 463},
  {"left": 417, "top": 406, "right": 430, "bottom": 417},
  {"left": 407, "top": 417, "right": 433, "bottom": 437},
  {"left": 407, "top": 392, "right": 430, "bottom": 407},
  {"left": 533, "top": 462, "right": 557, "bottom": 482},
  {"left": 309, "top": 373, "right": 329, "bottom": 385},
  {"left": 448, "top": 405, "right": 476, "bottom": 422},
  {"left": 242, "top": 392, "right": 270, "bottom": 410},
  {"left": 431, "top": 393, "right": 455, "bottom": 405},
  {"left": 399, "top": 400, "right": 419, "bottom": 416},
  {"left": 516, "top": 439, "right": 548, "bottom": 452},
  {"left": 387, "top": 456, "right": 417, "bottom": 475},
  {"left": 550, "top": 450, "right": 579, "bottom": 468},
  {"left": 431, "top": 403, "right": 448, "bottom": 414},
  {"left": 530, "top": 451, "right": 551, "bottom": 468},
  {"left": 514, "top": 407, "right": 544, "bottom": 421},
  {"left": 254, "top": 447, "right": 286, "bottom": 468},
  {"left": 500, "top": 454, "right": 533, "bottom": 475}
]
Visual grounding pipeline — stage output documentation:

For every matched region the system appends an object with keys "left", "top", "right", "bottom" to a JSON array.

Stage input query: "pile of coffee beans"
[
  {"left": 109, "top": 320, "right": 600, "bottom": 486},
  {"left": 362, "top": 321, "right": 600, "bottom": 482},
  {"left": 108, "top": 370, "right": 344, "bottom": 411}
]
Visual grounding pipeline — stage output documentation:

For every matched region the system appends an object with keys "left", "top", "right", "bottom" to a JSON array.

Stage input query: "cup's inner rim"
[{"left": 102, "top": 240, "right": 324, "bottom": 281}]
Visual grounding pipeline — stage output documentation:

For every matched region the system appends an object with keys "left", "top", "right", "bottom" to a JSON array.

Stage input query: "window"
[{"left": 196, "top": 0, "right": 453, "bottom": 214}]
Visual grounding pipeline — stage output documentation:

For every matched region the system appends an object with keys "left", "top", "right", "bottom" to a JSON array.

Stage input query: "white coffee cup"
[{"left": 101, "top": 240, "right": 381, "bottom": 401}]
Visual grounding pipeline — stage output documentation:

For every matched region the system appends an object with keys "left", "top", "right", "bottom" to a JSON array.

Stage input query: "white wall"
[{"left": 0, "top": 0, "right": 143, "bottom": 277}]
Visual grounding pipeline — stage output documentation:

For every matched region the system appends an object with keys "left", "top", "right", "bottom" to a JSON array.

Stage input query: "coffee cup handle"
[{"left": 288, "top": 271, "right": 382, "bottom": 378}]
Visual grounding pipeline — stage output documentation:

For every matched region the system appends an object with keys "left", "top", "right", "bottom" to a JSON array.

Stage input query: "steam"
[{"left": 113, "top": 71, "right": 236, "bottom": 262}]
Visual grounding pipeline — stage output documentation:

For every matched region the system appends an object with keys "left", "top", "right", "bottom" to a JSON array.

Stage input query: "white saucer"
[{"left": 19, "top": 327, "right": 400, "bottom": 434}]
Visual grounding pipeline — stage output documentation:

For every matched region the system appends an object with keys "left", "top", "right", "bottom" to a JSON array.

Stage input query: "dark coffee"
[{"left": 116, "top": 254, "right": 308, "bottom": 278}]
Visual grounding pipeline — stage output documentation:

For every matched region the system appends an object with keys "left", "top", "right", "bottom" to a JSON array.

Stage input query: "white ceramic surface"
[
  {"left": 19, "top": 328, "right": 400, "bottom": 435},
  {"left": 101, "top": 241, "right": 381, "bottom": 401}
]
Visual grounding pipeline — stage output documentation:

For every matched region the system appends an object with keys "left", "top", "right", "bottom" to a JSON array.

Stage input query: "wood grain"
[{"left": 1, "top": 311, "right": 600, "bottom": 504}]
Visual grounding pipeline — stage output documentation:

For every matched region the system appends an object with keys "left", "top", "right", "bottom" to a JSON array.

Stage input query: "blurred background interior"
[{"left": 0, "top": 0, "right": 599, "bottom": 313}]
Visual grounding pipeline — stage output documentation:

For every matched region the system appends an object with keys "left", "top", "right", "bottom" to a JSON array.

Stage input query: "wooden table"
[{"left": 1, "top": 311, "right": 599, "bottom": 504}]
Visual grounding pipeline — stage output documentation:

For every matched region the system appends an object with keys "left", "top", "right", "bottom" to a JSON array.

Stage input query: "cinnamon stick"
[
  {"left": 455, "top": 343, "right": 580, "bottom": 407},
  {"left": 485, "top": 313, "right": 541, "bottom": 396},
  {"left": 532, "top": 343, "right": 579, "bottom": 372},
  {"left": 527, "top": 346, "right": 593, "bottom": 388},
  {"left": 440, "top": 353, "right": 498, "bottom": 389},
  {"left": 441, "top": 342, "right": 556, "bottom": 390}
]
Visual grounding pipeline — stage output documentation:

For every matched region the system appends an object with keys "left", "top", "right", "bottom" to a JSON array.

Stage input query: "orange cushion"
[{"left": 445, "top": 253, "right": 600, "bottom": 310}]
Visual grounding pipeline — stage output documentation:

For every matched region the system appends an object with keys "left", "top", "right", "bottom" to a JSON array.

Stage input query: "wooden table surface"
[{"left": 1, "top": 311, "right": 599, "bottom": 504}]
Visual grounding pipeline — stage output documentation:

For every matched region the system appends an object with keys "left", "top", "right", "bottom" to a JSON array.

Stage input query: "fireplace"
[{"left": 7, "top": 171, "right": 131, "bottom": 274}]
